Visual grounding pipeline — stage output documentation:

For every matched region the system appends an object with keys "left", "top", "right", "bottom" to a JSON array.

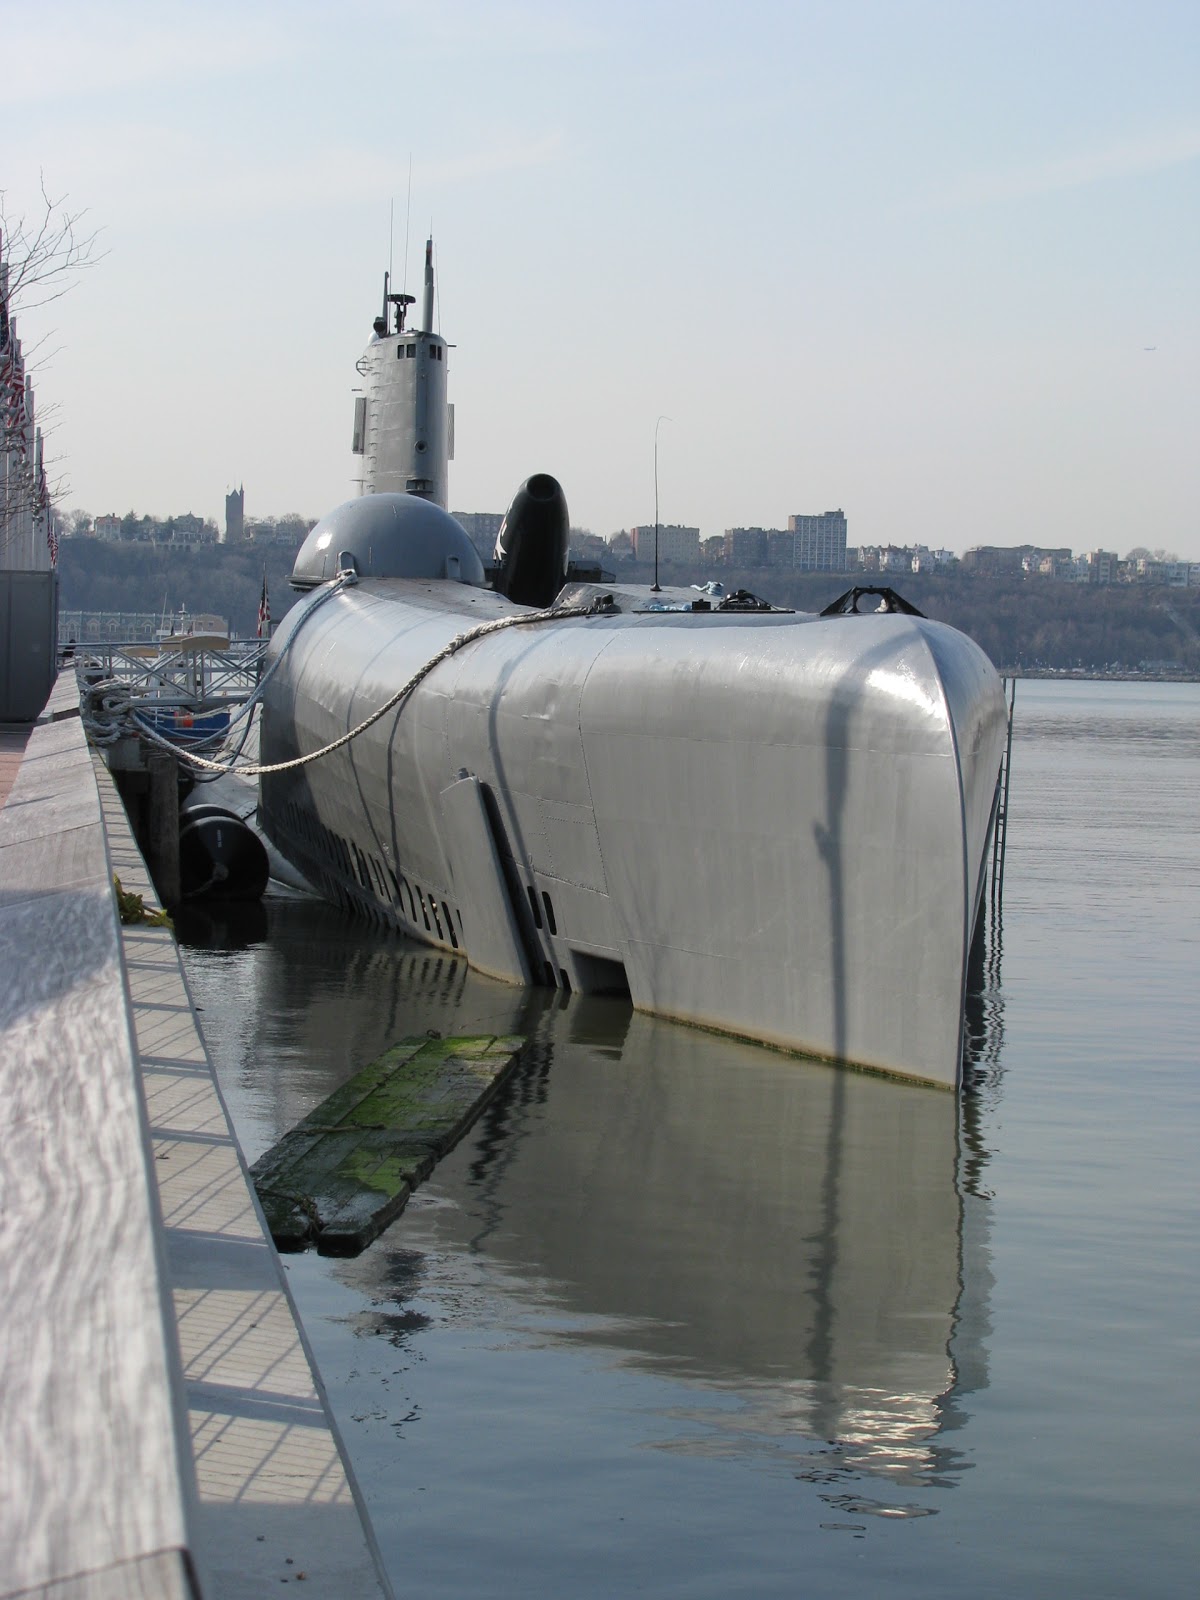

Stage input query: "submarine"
[{"left": 256, "top": 241, "right": 1008, "bottom": 1090}]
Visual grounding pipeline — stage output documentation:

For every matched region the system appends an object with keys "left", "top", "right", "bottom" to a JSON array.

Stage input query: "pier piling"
[{"left": 147, "top": 748, "right": 181, "bottom": 905}]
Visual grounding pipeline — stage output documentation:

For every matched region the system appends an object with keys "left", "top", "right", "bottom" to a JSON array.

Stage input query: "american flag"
[
  {"left": 0, "top": 239, "right": 9, "bottom": 354},
  {"left": 3, "top": 344, "right": 25, "bottom": 451},
  {"left": 257, "top": 572, "right": 271, "bottom": 638}
]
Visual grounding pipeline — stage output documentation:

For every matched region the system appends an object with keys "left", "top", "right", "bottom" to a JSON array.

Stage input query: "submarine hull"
[{"left": 258, "top": 576, "right": 1006, "bottom": 1090}]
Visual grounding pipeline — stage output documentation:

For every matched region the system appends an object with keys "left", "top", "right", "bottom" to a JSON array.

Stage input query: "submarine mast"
[{"left": 350, "top": 235, "right": 453, "bottom": 507}]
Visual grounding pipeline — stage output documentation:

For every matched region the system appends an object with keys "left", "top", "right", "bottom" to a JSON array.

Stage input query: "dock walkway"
[{"left": 0, "top": 676, "right": 391, "bottom": 1598}]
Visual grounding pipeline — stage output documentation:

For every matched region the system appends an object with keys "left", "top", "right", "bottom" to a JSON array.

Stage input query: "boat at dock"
[
  {"left": 254, "top": 239, "right": 1008, "bottom": 1090},
  {"left": 259, "top": 505, "right": 1006, "bottom": 1090}
]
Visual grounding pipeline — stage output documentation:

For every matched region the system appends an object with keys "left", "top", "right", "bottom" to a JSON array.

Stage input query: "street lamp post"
[{"left": 652, "top": 414, "right": 671, "bottom": 593}]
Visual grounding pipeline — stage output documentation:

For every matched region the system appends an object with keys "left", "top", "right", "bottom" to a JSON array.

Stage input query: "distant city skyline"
[{"left": 5, "top": 0, "right": 1198, "bottom": 558}]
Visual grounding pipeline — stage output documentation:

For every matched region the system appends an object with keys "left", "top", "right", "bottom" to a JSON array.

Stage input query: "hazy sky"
[{"left": 6, "top": 0, "right": 1198, "bottom": 556}]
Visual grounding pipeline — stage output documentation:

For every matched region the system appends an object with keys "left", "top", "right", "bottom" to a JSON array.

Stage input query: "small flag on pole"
[{"left": 257, "top": 571, "right": 271, "bottom": 638}]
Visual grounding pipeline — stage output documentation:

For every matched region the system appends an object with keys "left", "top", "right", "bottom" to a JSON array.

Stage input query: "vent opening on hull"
[{"left": 571, "top": 953, "right": 632, "bottom": 998}]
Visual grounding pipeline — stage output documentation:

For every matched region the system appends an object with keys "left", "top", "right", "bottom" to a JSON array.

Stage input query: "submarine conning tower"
[{"left": 350, "top": 235, "right": 453, "bottom": 508}]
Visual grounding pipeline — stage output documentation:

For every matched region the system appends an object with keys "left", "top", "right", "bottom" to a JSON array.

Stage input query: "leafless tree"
[
  {"left": 0, "top": 177, "right": 102, "bottom": 312},
  {"left": 1, "top": 180, "right": 102, "bottom": 560}
]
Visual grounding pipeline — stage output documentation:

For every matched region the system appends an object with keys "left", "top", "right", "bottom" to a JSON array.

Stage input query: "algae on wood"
[{"left": 251, "top": 1034, "right": 524, "bottom": 1256}]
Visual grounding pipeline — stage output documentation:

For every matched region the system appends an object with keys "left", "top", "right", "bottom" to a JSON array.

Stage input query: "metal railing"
[{"left": 73, "top": 639, "right": 269, "bottom": 710}]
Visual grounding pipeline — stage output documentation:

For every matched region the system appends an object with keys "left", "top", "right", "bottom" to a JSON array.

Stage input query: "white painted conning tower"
[{"left": 350, "top": 237, "right": 453, "bottom": 507}]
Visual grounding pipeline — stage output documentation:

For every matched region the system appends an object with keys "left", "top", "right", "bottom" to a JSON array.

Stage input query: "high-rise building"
[
  {"left": 224, "top": 485, "right": 245, "bottom": 544},
  {"left": 724, "top": 527, "right": 770, "bottom": 567},
  {"left": 788, "top": 509, "right": 848, "bottom": 572}
]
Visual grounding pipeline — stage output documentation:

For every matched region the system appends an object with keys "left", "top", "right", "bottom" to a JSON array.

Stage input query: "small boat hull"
[{"left": 140, "top": 706, "right": 232, "bottom": 746}]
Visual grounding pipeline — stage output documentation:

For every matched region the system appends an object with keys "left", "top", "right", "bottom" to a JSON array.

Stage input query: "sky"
[{"left": 4, "top": 0, "right": 1199, "bottom": 557}]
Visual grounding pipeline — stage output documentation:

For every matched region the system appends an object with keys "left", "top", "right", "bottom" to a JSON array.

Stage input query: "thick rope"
[
  {"left": 78, "top": 575, "right": 349, "bottom": 753},
  {"left": 82, "top": 591, "right": 605, "bottom": 778}
]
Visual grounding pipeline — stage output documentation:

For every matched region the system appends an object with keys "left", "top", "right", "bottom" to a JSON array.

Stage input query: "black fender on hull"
[
  {"left": 492, "top": 474, "right": 570, "bottom": 609},
  {"left": 179, "top": 810, "right": 270, "bottom": 902}
]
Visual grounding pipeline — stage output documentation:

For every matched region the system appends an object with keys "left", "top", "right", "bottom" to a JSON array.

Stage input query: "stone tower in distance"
[{"left": 224, "top": 485, "right": 245, "bottom": 543}]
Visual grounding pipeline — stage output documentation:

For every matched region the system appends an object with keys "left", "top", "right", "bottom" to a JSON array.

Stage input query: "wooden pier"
[{"left": 0, "top": 675, "right": 392, "bottom": 1598}]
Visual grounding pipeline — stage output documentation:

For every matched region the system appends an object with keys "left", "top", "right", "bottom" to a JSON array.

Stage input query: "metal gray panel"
[
  {"left": 439, "top": 776, "right": 532, "bottom": 984},
  {"left": 0, "top": 567, "right": 58, "bottom": 721},
  {"left": 291, "top": 495, "right": 484, "bottom": 589}
]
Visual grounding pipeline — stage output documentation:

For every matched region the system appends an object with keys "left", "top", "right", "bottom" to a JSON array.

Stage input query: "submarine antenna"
[
  {"left": 652, "top": 414, "right": 671, "bottom": 593},
  {"left": 422, "top": 235, "right": 435, "bottom": 333},
  {"left": 402, "top": 155, "right": 413, "bottom": 297}
]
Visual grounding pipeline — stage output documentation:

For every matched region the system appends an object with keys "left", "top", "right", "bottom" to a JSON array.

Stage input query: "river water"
[{"left": 178, "top": 679, "right": 1199, "bottom": 1599}]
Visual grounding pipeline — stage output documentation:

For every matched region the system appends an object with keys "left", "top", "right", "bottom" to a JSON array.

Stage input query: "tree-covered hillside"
[
  {"left": 632, "top": 563, "right": 1200, "bottom": 674},
  {"left": 58, "top": 540, "right": 306, "bottom": 638},
  {"left": 56, "top": 540, "right": 1200, "bottom": 674}
]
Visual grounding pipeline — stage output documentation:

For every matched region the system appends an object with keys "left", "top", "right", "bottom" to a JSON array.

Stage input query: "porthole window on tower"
[{"left": 406, "top": 344, "right": 416, "bottom": 357}]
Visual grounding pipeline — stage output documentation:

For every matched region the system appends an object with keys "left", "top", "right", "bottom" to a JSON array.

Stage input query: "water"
[{"left": 180, "top": 680, "right": 1200, "bottom": 1598}]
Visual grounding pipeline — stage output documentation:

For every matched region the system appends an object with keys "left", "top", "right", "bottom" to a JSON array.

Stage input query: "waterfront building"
[
  {"left": 789, "top": 509, "right": 848, "bottom": 572},
  {"left": 570, "top": 531, "right": 609, "bottom": 562},
  {"left": 1078, "top": 549, "right": 1118, "bottom": 585},
  {"left": 1, "top": 242, "right": 59, "bottom": 717},
  {"left": 724, "top": 527, "right": 769, "bottom": 567},
  {"left": 1132, "top": 557, "right": 1195, "bottom": 587},
  {"left": 630, "top": 524, "right": 700, "bottom": 564},
  {"left": 452, "top": 511, "right": 505, "bottom": 564},
  {"left": 765, "top": 531, "right": 793, "bottom": 566},
  {"left": 961, "top": 545, "right": 1029, "bottom": 575}
]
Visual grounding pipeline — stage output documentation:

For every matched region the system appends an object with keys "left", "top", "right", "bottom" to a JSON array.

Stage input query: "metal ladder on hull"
[{"left": 990, "top": 676, "right": 1017, "bottom": 910}]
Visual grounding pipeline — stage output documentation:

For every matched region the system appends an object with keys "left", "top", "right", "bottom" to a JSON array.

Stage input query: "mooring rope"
[{"left": 80, "top": 586, "right": 609, "bottom": 778}]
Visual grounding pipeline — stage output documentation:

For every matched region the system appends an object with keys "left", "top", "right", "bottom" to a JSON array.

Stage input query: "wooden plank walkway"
[
  {"left": 0, "top": 676, "right": 392, "bottom": 1598},
  {"left": 252, "top": 1034, "right": 525, "bottom": 1255}
]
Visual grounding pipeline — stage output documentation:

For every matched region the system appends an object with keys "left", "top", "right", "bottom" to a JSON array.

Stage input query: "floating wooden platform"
[{"left": 251, "top": 1034, "right": 525, "bottom": 1256}]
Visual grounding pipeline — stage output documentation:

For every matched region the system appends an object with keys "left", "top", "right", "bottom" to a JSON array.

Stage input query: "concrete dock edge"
[{"left": 0, "top": 678, "right": 393, "bottom": 1598}]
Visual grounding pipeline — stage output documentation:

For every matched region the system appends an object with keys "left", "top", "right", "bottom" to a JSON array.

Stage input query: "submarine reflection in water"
[
  {"left": 202, "top": 902, "right": 995, "bottom": 1488},
  {"left": 385, "top": 1004, "right": 990, "bottom": 1485}
]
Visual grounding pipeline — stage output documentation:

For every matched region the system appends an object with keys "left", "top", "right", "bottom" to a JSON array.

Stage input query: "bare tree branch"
[
  {"left": 0, "top": 175, "right": 104, "bottom": 313},
  {"left": 1, "top": 178, "right": 101, "bottom": 561}
]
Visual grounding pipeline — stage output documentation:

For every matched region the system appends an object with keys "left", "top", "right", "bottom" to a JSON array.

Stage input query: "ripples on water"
[{"left": 180, "top": 681, "right": 1200, "bottom": 1599}]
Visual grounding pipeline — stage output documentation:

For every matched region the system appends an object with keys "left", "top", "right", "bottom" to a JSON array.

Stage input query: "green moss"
[{"left": 113, "top": 874, "right": 174, "bottom": 929}]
